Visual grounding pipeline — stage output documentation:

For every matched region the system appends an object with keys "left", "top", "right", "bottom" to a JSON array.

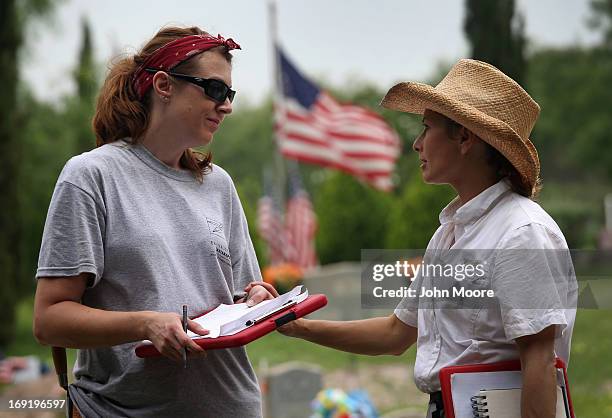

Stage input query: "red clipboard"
[
  {"left": 135, "top": 294, "right": 327, "bottom": 358},
  {"left": 439, "top": 358, "right": 575, "bottom": 418}
]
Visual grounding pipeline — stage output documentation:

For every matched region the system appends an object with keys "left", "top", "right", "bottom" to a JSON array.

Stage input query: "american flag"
[
  {"left": 256, "top": 194, "right": 288, "bottom": 265},
  {"left": 284, "top": 169, "right": 318, "bottom": 270},
  {"left": 275, "top": 47, "right": 401, "bottom": 191}
]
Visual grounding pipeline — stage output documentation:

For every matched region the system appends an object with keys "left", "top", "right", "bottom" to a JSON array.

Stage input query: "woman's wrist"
[
  {"left": 135, "top": 311, "right": 155, "bottom": 341},
  {"left": 285, "top": 318, "right": 309, "bottom": 338}
]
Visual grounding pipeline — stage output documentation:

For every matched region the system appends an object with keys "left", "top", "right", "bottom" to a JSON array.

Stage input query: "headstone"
[
  {"left": 599, "top": 194, "right": 612, "bottom": 250},
  {"left": 605, "top": 194, "right": 612, "bottom": 230},
  {"left": 265, "top": 362, "right": 322, "bottom": 418},
  {"left": 304, "top": 262, "right": 390, "bottom": 320}
]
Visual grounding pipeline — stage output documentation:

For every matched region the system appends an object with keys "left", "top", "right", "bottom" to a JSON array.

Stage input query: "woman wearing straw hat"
[{"left": 249, "top": 59, "right": 577, "bottom": 418}]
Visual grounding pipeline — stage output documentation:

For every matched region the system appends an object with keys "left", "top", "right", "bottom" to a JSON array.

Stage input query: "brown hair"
[
  {"left": 443, "top": 116, "right": 541, "bottom": 199},
  {"left": 92, "top": 26, "right": 233, "bottom": 181}
]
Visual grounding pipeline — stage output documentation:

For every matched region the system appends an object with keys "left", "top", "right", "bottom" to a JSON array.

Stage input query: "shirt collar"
[{"left": 439, "top": 179, "right": 512, "bottom": 225}]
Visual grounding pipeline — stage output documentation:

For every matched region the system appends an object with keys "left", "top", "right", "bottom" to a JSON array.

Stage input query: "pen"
[
  {"left": 233, "top": 292, "right": 247, "bottom": 303},
  {"left": 182, "top": 304, "right": 188, "bottom": 369}
]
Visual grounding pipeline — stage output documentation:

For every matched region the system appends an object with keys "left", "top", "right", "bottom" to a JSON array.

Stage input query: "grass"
[
  {"left": 566, "top": 310, "right": 612, "bottom": 416},
  {"left": 3, "top": 297, "right": 611, "bottom": 416},
  {"left": 3, "top": 298, "right": 78, "bottom": 370},
  {"left": 247, "top": 332, "right": 416, "bottom": 371}
]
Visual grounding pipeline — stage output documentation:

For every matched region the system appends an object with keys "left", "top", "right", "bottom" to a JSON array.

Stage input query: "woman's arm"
[
  {"left": 280, "top": 315, "right": 417, "bottom": 356},
  {"left": 244, "top": 282, "right": 417, "bottom": 356},
  {"left": 515, "top": 325, "right": 557, "bottom": 418},
  {"left": 33, "top": 274, "right": 208, "bottom": 361},
  {"left": 243, "top": 281, "right": 417, "bottom": 356}
]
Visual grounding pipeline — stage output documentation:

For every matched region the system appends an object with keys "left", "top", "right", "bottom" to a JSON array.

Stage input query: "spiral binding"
[{"left": 470, "top": 395, "right": 489, "bottom": 418}]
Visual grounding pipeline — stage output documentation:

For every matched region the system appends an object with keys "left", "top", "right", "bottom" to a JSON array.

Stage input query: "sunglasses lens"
[{"left": 206, "top": 80, "right": 229, "bottom": 103}]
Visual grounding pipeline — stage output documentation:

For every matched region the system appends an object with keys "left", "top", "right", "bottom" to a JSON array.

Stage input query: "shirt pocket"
[{"left": 449, "top": 257, "right": 495, "bottom": 310}]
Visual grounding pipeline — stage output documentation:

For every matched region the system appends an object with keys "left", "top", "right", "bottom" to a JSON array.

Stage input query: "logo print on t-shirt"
[
  {"left": 206, "top": 218, "right": 224, "bottom": 237},
  {"left": 206, "top": 217, "right": 231, "bottom": 266}
]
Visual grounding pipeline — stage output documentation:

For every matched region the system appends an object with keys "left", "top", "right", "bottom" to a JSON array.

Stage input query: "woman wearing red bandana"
[{"left": 33, "top": 26, "right": 272, "bottom": 417}]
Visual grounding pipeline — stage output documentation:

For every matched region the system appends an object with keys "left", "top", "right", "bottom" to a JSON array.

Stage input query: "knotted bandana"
[{"left": 133, "top": 34, "right": 241, "bottom": 99}]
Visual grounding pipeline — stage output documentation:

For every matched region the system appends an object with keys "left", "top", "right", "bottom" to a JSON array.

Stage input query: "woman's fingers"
[
  {"left": 244, "top": 281, "right": 279, "bottom": 297},
  {"left": 148, "top": 312, "right": 208, "bottom": 361},
  {"left": 184, "top": 321, "right": 207, "bottom": 353},
  {"left": 188, "top": 319, "right": 209, "bottom": 337},
  {"left": 246, "top": 285, "right": 279, "bottom": 306},
  {"left": 163, "top": 330, "right": 206, "bottom": 361},
  {"left": 246, "top": 286, "right": 266, "bottom": 307},
  {"left": 181, "top": 334, "right": 206, "bottom": 354},
  {"left": 158, "top": 334, "right": 184, "bottom": 362},
  {"left": 276, "top": 318, "right": 304, "bottom": 338}
]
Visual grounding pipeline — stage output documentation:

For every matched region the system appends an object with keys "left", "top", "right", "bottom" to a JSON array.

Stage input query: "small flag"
[
  {"left": 284, "top": 168, "right": 318, "bottom": 271},
  {"left": 257, "top": 194, "right": 288, "bottom": 266}
]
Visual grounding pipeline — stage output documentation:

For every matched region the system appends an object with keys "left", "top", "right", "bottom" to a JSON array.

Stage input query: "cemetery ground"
[{"left": 1, "top": 298, "right": 611, "bottom": 417}]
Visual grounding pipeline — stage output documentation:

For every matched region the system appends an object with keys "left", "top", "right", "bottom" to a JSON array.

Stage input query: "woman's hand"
[
  {"left": 142, "top": 312, "right": 208, "bottom": 361},
  {"left": 242, "top": 281, "right": 306, "bottom": 337},
  {"left": 276, "top": 318, "right": 307, "bottom": 338},
  {"left": 240, "top": 281, "right": 279, "bottom": 306}
]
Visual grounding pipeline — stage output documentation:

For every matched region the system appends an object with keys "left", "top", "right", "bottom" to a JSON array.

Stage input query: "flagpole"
[{"left": 268, "top": 0, "right": 286, "bottom": 218}]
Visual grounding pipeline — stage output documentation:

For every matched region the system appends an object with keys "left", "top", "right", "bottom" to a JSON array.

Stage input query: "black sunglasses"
[{"left": 144, "top": 68, "right": 236, "bottom": 103}]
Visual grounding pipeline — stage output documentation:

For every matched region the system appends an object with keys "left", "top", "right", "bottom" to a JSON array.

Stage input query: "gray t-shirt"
[{"left": 37, "top": 140, "right": 262, "bottom": 418}]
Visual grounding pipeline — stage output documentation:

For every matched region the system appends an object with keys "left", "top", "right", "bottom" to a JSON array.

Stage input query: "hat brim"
[{"left": 381, "top": 82, "right": 539, "bottom": 191}]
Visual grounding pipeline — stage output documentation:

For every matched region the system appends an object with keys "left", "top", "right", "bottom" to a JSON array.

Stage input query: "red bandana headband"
[{"left": 133, "top": 33, "right": 241, "bottom": 99}]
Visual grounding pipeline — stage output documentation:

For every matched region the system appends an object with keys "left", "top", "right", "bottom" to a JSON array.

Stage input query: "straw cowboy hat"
[{"left": 381, "top": 59, "right": 540, "bottom": 193}]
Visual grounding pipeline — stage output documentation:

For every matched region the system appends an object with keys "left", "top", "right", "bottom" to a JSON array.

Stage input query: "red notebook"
[
  {"left": 439, "top": 358, "right": 575, "bottom": 418},
  {"left": 135, "top": 294, "right": 327, "bottom": 358}
]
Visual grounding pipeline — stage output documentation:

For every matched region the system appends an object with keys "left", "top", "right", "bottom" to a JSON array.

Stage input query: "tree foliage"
[
  {"left": 590, "top": 0, "right": 612, "bottom": 50},
  {"left": 0, "top": 0, "right": 22, "bottom": 347},
  {"left": 464, "top": 0, "right": 526, "bottom": 83},
  {"left": 71, "top": 17, "right": 98, "bottom": 154},
  {"left": 386, "top": 174, "right": 455, "bottom": 249},
  {"left": 0, "top": 0, "right": 60, "bottom": 348},
  {"left": 528, "top": 47, "right": 612, "bottom": 181},
  {"left": 315, "top": 172, "right": 392, "bottom": 264}
]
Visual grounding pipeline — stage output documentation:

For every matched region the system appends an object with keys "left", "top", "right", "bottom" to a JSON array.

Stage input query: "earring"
[{"left": 161, "top": 95, "right": 170, "bottom": 103}]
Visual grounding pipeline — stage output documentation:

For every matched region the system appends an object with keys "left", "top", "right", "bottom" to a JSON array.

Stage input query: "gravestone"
[
  {"left": 265, "top": 362, "right": 322, "bottom": 418},
  {"left": 599, "top": 194, "right": 612, "bottom": 250},
  {"left": 605, "top": 194, "right": 612, "bottom": 230},
  {"left": 303, "top": 262, "right": 390, "bottom": 320}
]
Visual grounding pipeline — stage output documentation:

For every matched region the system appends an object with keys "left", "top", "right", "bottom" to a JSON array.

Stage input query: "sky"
[{"left": 22, "top": 0, "right": 601, "bottom": 108}]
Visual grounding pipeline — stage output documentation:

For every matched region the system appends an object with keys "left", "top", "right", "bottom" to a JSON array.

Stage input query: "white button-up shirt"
[{"left": 394, "top": 179, "right": 577, "bottom": 393}]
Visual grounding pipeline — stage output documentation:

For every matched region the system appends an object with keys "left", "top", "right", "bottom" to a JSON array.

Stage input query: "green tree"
[
  {"left": 386, "top": 173, "right": 455, "bottom": 249},
  {"left": 70, "top": 17, "right": 98, "bottom": 154},
  {"left": 0, "top": 0, "right": 23, "bottom": 348},
  {"left": 528, "top": 47, "right": 612, "bottom": 181},
  {"left": 464, "top": 0, "right": 526, "bottom": 83},
  {"left": 315, "top": 172, "right": 391, "bottom": 264},
  {"left": 590, "top": 0, "right": 612, "bottom": 49},
  {"left": 526, "top": 47, "right": 612, "bottom": 247},
  {"left": 210, "top": 100, "right": 275, "bottom": 195},
  {"left": 0, "top": 0, "right": 58, "bottom": 348},
  {"left": 17, "top": 91, "right": 77, "bottom": 295},
  {"left": 75, "top": 17, "right": 96, "bottom": 103}
]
